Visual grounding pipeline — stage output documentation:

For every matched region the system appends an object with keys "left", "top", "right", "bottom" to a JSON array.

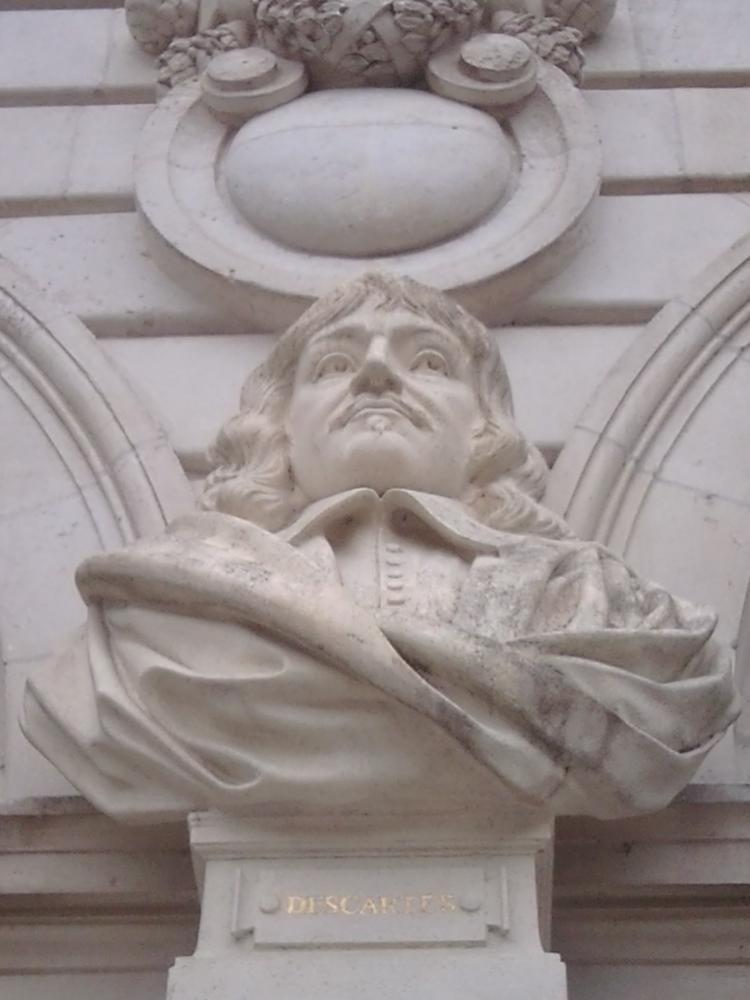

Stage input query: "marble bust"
[{"left": 23, "top": 273, "right": 739, "bottom": 824}]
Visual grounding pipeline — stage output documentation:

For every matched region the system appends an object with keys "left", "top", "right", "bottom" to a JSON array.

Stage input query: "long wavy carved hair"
[{"left": 201, "top": 273, "right": 571, "bottom": 539}]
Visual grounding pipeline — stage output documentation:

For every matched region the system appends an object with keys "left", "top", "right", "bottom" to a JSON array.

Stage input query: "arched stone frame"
[
  {"left": 546, "top": 234, "right": 750, "bottom": 782},
  {"left": 734, "top": 583, "right": 750, "bottom": 767},
  {"left": 0, "top": 260, "right": 194, "bottom": 800}
]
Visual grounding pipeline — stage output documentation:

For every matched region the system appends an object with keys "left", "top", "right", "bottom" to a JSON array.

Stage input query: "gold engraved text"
[{"left": 283, "top": 893, "right": 459, "bottom": 917}]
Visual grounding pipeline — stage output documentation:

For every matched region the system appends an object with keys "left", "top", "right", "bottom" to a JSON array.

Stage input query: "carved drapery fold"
[
  {"left": 0, "top": 259, "right": 192, "bottom": 795},
  {"left": 546, "top": 234, "right": 750, "bottom": 780}
]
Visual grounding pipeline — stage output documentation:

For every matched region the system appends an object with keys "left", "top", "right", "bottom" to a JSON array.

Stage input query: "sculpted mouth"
[{"left": 332, "top": 397, "right": 429, "bottom": 430}]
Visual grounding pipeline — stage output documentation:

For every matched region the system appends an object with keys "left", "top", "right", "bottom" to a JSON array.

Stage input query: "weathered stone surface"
[
  {"left": 23, "top": 274, "right": 738, "bottom": 825},
  {"left": 165, "top": 810, "right": 565, "bottom": 1000},
  {"left": 222, "top": 90, "right": 512, "bottom": 256},
  {"left": 101, "top": 324, "right": 638, "bottom": 464},
  {"left": 134, "top": 66, "right": 600, "bottom": 325},
  {"left": 547, "top": 234, "right": 750, "bottom": 783}
]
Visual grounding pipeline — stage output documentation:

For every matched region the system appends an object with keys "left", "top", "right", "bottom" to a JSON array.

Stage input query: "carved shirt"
[{"left": 288, "top": 490, "right": 472, "bottom": 619}]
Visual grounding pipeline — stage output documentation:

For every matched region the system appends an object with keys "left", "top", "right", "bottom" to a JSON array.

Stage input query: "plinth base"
[
  {"left": 168, "top": 952, "right": 567, "bottom": 1000},
  {"left": 167, "top": 810, "right": 568, "bottom": 1000}
]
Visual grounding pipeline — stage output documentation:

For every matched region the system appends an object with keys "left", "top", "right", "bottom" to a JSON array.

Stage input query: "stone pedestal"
[{"left": 167, "top": 810, "right": 567, "bottom": 1000}]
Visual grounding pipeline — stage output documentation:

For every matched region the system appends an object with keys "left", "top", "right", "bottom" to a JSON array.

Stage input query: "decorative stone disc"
[
  {"left": 135, "top": 63, "right": 600, "bottom": 328},
  {"left": 222, "top": 91, "right": 513, "bottom": 256}
]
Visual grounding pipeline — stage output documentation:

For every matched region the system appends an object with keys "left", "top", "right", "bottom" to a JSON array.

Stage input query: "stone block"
[
  {"left": 525, "top": 193, "right": 750, "bottom": 323},
  {"left": 5, "top": 90, "right": 750, "bottom": 214},
  {"left": 629, "top": 0, "right": 750, "bottom": 82},
  {"left": 676, "top": 88, "right": 750, "bottom": 183},
  {"left": 624, "top": 479, "right": 750, "bottom": 642},
  {"left": 586, "top": 89, "right": 683, "bottom": 191},
  {"left": 167, "top": 812, "right": 566, "bottom": 1000},
  {"left": 0, "top": 973, "right": 169, "bottom": 1000},
  {"left": 0, "top": 10, "right": 153, "bottom": 104},
  {"left": 0, "top": 105, "right": 148, "bottom": 214},
  {"left": 3, "top": 194, "right": 750, "bottom": 335}
]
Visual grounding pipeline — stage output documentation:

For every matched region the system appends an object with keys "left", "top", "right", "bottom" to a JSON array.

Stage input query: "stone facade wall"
[{"left": 1, "top": 2, "right": 749, "bottom": 998}]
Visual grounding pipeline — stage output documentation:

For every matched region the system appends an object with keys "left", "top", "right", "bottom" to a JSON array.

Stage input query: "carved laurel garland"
[
  {"left": 0, "top": 262, "right": 192, "bottom": 546},
  {"left": 491, "top": 12, "right": 584, "bottom": 83},
  {"left": 255, "top": 0, "right": 482, "bottom": 84},
  {"left": 124, "top": 0, "right": 617, "bottom": 60}
]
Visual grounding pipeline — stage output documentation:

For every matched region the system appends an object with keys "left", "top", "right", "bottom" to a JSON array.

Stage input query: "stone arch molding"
[
  {"left": 546, "top": 233, "right": 750, "bottom": 781},
  {"left": 0, "top": 259, "right": 193, "bottom": 798}
]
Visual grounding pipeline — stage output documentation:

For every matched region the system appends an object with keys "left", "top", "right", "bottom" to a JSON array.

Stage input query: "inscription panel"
[{"left": 233, "top": 865, "right": 504, "bottom": 946}]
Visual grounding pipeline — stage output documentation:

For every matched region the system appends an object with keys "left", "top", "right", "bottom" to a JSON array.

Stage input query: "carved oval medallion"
[
  {"left": 135, "top": 64, "right": 600, "bottom": 327},
  {"left": 222, "top": 90, "right": 512, "bottom": 256}
]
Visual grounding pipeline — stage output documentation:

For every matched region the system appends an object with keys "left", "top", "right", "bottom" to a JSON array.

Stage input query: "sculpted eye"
[
  {"left": 313, "top": 352, "right": 356, "bottom": 380},
  {"left": 410, "top": 349, "right": 450, "bottom": 376}
]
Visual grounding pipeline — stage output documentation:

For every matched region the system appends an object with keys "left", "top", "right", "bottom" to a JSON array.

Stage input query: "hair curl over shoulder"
[{"left": 201, "top": 273, "right": 571, "bottom": 540}]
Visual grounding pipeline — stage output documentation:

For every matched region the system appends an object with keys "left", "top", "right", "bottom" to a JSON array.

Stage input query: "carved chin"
[
  {"left": 335, "top": 435, "right": 462, "bottom": 497},
  {"left": 341, "top": 430, "right": 412, "bottom": 469}
]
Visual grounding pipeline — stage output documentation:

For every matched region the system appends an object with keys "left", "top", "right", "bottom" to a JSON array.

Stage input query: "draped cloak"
[{"left": 22, "top": 488, "right": 740, "bottom": 823}]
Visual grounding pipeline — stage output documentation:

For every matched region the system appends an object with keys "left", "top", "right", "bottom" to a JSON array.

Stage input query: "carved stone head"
[{"left": 202, "top": 273, "right": 565, "bottom": 536}]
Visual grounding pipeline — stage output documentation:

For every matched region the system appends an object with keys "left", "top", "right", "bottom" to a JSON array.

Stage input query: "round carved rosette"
[{"left": 253, "top": 0, "right": 483, "bottom": 86}]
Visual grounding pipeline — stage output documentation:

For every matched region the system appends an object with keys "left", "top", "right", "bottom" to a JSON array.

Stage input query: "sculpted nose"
[{"left": 350, "top": 352, "right": 402, "bottom": 394}]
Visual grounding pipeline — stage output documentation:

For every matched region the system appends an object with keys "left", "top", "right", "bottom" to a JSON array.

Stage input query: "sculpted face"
[{"left": 286, "top": 304, "right": 483, "bottom": 500}]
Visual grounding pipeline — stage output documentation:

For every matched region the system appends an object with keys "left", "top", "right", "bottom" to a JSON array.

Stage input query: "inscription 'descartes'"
[{"left": 283, "top": 893, "right": 461, "bottom": 917}]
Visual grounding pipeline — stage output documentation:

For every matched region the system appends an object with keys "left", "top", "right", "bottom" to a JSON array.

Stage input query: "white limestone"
[
  {"left": 102, "top": 325, "right": 638, "bottom": 465},
  {"left": 4, "top": 190, "right": 750, "bottom": 339},
  {"left": 0, "top": 213, "right": 249, "bottom": 339},
  {"left": 4, "top": 90, "right": 749, "bottom": 216},
  {"left": 201, "top": 46, "right": 307, "bottom": 121},
  {"left": 0, "top": 106, "right": 150, "bottom": 214},
  {"left": 427, "top": 33, "right": 540, "bottom": 105},
  {"left": 584, "top": 89, "right": 684, "bottom": 190},
  {"left": 134, "top": 63, "right": 600, "bottom": 326},
  {"left": 583, "top": 0, "right": 750, "bottom": 87},
  {"left": 2, "top": 3, "right": 749, "bottom": 111},
  {"left": 0, "top": 10, "right": 154, "bottom": 104},
  {"left": 166, "top": 810, "right": 565, "bottom": 1000},
  {"left": 547, "top": 235, "right": 750, "bottom": 782},
  {"left": 223, "top": 90, "right": 512, "bottom": 256},
  {"left": 18, "top": 274, "right": 740, "bottom": 1000},
  {"left": 2, "top": 794, "right": 749, "bottom": 999},
  {"left": 675, "top": 88, "right": 750, "bottom": 183},
  {"left": 626, "top": 0, "right": 750, "bottom": 81},
  {"left": 588, "top": 87, "right": 750, "bottom": 193},
  {"left": 3, "top": 1, "right": 750, "bottom": 998},
  {"left": 0, "top": 260, "right": 192, "bottom": 799},
  {"left": 252, "top": 0, "right": 482, "bottom": 89},
  {"left": 520, "top": 192, "right": 750, "bottom": 323},
  {"left": 23, "top": 273, "right": 738, "bottom": 825}
]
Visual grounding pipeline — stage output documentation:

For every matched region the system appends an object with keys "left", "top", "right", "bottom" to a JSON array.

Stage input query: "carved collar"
[{"left": 280, "top": 488, "right": 507, "bottom": 556}]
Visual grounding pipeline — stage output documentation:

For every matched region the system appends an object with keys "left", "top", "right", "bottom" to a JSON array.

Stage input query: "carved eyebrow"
[
  {"left": 390, "top": 324, "right": 466, "bottom": 359},
  {"left": 301, "top": 320, "right": 467, "bottom": 362},
  {"left": 306, "top": 323, "right": 371, "bottom": 349}
]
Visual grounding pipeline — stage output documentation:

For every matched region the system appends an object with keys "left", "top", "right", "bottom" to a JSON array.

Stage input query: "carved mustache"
[{"left": 330, "top": 395, "right": 431, "bottom": 431}]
